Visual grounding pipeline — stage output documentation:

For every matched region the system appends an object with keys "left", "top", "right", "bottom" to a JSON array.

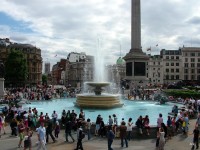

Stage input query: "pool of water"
[{"left": 23, "top": 98, "right": 182, "bottom": 125}]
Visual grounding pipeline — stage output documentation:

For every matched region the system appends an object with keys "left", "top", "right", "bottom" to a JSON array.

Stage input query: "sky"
[{"left": 0, "top": 0, "right": 200, "bottom": 67}]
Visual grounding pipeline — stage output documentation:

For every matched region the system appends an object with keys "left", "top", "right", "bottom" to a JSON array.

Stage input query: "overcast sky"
[{"left": 0, "top": 0, "right": 200, "bottom": 66}]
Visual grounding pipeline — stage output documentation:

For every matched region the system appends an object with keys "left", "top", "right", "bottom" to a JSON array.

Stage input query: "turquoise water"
[{"left": 23, "top": 98, "right": 182, "bottom": 125}]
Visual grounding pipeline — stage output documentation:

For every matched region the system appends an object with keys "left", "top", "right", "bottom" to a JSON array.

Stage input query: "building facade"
[{"left": 0, "top": 38, "right": 42, "bottom": 86}]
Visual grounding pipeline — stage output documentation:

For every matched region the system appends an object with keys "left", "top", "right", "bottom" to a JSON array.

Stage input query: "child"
[{"left": 54, "top": 121, "right": 60, "bottom": 138}]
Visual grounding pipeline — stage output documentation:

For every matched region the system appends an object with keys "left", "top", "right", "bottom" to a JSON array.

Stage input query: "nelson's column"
[{"left": 123, "top": 0, "right": 149, "bottom": 87}]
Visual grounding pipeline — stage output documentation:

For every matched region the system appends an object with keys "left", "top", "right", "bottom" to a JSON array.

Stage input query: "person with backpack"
[
  {"left": 107, "top": 125, "right": 115, "bottom": 150},
  {"left": 74, "top": 127, "right": 84, "bottom": 150}
]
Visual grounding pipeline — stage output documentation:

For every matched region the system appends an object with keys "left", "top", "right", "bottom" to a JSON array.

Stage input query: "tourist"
[
  {"left": 10, "top": 118, "right": 18, "bottom": 137},
  {"left": 113, "top": 114, "right": 118, "bottom": 136},
  {"left": 37, "top": 122, "right": 47, "bottom": 150},
  {"left": 18, "top": 119, "right": 25, "bottom": 148},
  {"left": 107, "top": 125, "right": 115, "bottom": 150},
  {"left": 0, "top": 114, "right": 3, "bottom": 138},
  {"left": 127, "top": 118, "right": 133, "bottom": 141},
  {"left": 182, "top": 113, "right": 189, "bottom": 136},
  {"left": 74, "top": 126, "right": 84, "bottom": 150},
  {"left": 191, "top": 125, "right": 199, "bottom": 150},
  {"left": 161, "top": 123, "right": 168, "bottom": 140},
  {"left": 135, "top": 115, "right": 143, "bottom": 135},
  {"left": 167, "top": 116, "right": 173, "bottom": 139},
  {"left": 143, "top": 115, "right": 150, "bottom": 135},
  {"left": 65, "top": 120, "right": 75, "bottom": 142},
  {"left": 86, "top": 118, "right": 92, "bottom": 140},
  {"left": 46, "top": 117, "right": 56, "bottom": 143},
  {"left": 108, "top": 115, "right": 113, "bottom": 126},
  {"left": 158, "top": 128, "right": 165, "bottom": 150},
  {"left": 61, "top": 109, "right": 66, "bottom": 126},
  {"left": 51, "top": 110, "right": 58, "bottom": 125},
  {"left": 119, "top": 121, "right": 128, "bottom": 148},
  {"left": 1, "top": 114, "right": 6, "bottom": 134},
  {"left": 157, "top": 113, "right": 163, "bottom": 129},
  {"left": 99, "top": 118, "right": 106, "bottom": 137},
  {"left": 79, "top": 109, "right": 85, "bottom": 120},
  {"left": 196, "top": 113, "right": 200, "bottom": 131},
  {"left": 95, "top": 114, "right": 101, "bottom": 136},
  {"left": 54, "top": 120, "right": 60, "bottom": 138},
  {"left": 24, "top": 127, "right": 33, "bottom": 150}
]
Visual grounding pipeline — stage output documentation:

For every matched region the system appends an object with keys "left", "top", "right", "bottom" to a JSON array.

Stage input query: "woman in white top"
[
  {"left": 158, "top": 128, "right": 165, "bottom": 150},
  {"left": 127, "top": 118, "right": 133, "bottom": 141}
]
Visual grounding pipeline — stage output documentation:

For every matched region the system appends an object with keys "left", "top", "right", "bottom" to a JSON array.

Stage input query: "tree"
[
  {"left": 5, "top": 50, "right": 28, "bottom": 86},
  {"left": 42, "top": 74, "right": 47, "bottom": 85}
]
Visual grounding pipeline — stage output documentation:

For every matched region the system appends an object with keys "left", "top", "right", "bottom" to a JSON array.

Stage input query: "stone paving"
[{"left": 0, "top": 119, "right": 197, "bottom": 150}]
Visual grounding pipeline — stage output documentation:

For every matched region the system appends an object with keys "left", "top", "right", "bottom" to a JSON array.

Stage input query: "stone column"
[
  {"left": 131, "top": 0, "right": 142, "bottom": 53},
  {"left": 0, "top": 78, "right": 5, "bottom": 98}
]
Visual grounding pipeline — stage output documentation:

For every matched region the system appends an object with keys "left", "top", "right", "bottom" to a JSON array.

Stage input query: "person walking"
[
  {"left": 37, "top": 122, "right": 47, "bottom": 150},
  {"left": 54, "top": 121, "right": 60, "bottom": 138},
  {"left": 158, "top": 128, "right": 165, "bottom": 150},
  {"left": 46, "top": 117, "right": 56, "bottom": 143},
  {"left": 65, "top": 120, "right": 75, "bottom": 142},
  {"left": 107, "top": 125, "right": 115, "bottom": 150},
  {"left": 191, "top": 125, "right": 199, "bottom": 150},
  {"left": 119, "top": 121, "right": 128, "bottom": 148},
  {"left": 74, "top": 127, "right": 84, "bottom": 150},
  {"left": 86, "top": 118, "right": 92, "bottom": 140},
  {"left": 18, "top": 119, "right": 25, "bottom": 148},
  {"left": 24, "top": 127, "right": 33, "bottom": 150}
]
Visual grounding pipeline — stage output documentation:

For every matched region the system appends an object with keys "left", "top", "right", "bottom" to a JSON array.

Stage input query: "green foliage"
[
  {"left": 5, "top": 50, "right": 28, "bottom": 85},
  {"left": 164, "top": 89, "right": 200, "bottom": 99}
]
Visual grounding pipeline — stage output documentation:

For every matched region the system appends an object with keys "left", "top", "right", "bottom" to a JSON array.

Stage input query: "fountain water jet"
[{"left": 74, "top": 38, "right": 123, "bottom": 109}]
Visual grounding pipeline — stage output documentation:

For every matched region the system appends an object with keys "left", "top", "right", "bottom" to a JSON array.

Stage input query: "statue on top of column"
[{"left": 0, "top": 60, "right": 5, "bottom": 78}]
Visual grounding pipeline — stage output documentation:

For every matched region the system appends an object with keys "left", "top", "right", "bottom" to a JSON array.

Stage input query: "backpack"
[{"left": 81, "top": 132, "right": 85, "bottom": 139}]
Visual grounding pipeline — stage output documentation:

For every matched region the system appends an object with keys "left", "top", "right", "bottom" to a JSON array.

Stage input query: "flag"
[
  {"left": 147, "top": 47, "right": 151, "bottom": 51},
  {"left": 156, "top": 44, "right": 158, "bottom": 47}
]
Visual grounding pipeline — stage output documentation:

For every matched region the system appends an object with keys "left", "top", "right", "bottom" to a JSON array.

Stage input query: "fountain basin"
[{"left": 75, "top": 94, "right": 123, "bottom": 109}]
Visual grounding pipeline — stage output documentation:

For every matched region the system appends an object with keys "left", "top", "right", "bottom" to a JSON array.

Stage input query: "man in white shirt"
[
  {"left": 51, "top": 110, "right": 58, "bottom": 125},
  {"left": 37, "top": 122, "right": 46, "bottom": 150}
]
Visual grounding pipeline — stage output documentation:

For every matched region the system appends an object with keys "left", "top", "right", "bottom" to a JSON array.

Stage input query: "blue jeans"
[
  {"left": 127, "top": 131, "right": 131, "bottom": 141},
  {"left": 121, "top": 137, "right": 128, "bottom": 147},
  {"left": 108, "top": 139, "right": 113, "bottom": 150},
  {"left": 87, "top": 129, "right": 91, "bottom": 140}
]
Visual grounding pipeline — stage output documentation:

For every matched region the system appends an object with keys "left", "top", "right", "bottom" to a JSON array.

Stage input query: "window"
[
  {"left": 191, "top": 53, "right": 195, "bottom": 57},
  {"left": 171, "top": 75, "right": 174, "bottom": 80},
  {"left": 185, "top": 53, "right": 188, "bottom": 56},
  {"left": 198, "top": 75, "right": 200, "bottom": 80},
  {"left": 184, "top": 69, "right": 188, "bottom": 73},
  {"left": 198, "top": 69, "right": 200, "bottom": 73},
  {"left": 184, "top": 75, "right": 188, "bottom": 80},
  {"left": 191, "top": 63, "right": 195, "bottom": 67},
  {"left": 176, "top": 75, "right": 179, "bottom": 80},
  {"left": 184, "top": 63, "right": 188, "bottom": 67},
  {"left": 171, "top": 69, "right": 174, "bottom": 73},
  {"left": 176, "top": 56, "right": 179, "bottom": 59},
  {"left": 198, "top": 58, "right": 200, "bottom": 62},
  {"left": 171, "top": 56, "right": 174, "bottom": 59},
  {"left": 166, "top": 75, "right": 169, "bottom": 80},
  {"left": 158, "top": 62, "right": 160, "bottom": 65},
  {"left": 166, "top": 56, "right": 169, "bottom": 59},
  {"left": 171, "top": 63, "right": 174, "bottom": 66},
  {"left": 198, "top": 53, "right": 200, "bottom": 56},
  {"left": 191, "top": 69, "right": 195, "bottom": 73},
  {"left": 153, "top": 62, "right": 155, "bottom": 65},
  {"left": 153, "top": 68, "right": 155, "bottom": 70},
  {"left": 166, "top": 69, "right": 169, "bottom": 72},
  {"left": 191, "top": 58, "right": 195, "bottom": 62},
  {"left": 197, "top": 63, "right": 200, "bottom": 67},
  {"left": 191, "top": 75, "right": 195, "bottom": 80},
  {"left": 176, "top": 63, "right": 179, "bottom": 66},
  {"left": 185, "top": 58, "right": 188, "bottom": 62},
  {"left": 166, "top": 63, "right": 169, "bottom": 66},
  {"left": 176, "top": 69, "right": 179, "bottom": 72}
]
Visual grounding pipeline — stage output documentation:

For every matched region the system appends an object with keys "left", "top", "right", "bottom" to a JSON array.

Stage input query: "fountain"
[{"left": 74, "top": 37, "right": 123, "bottom": 109}]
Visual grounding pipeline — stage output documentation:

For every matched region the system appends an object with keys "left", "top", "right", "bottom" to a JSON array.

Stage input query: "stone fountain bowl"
[{"left": 85, "top": 82, "right": 110, "bottom": 88}]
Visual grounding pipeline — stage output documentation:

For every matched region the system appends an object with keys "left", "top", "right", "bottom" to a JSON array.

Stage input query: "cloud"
[{"left": 0, "top": 0, "right": 200, "bottom": 68}]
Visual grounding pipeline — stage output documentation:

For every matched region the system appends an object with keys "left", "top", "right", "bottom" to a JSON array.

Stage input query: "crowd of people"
[{"left": 0, "top": 87, "right": 200, "bottom": 149}]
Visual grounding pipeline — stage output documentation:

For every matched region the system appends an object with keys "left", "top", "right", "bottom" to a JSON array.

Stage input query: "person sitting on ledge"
[{"left": 135, "top": 115, "right": 143, "bottom": 135}]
